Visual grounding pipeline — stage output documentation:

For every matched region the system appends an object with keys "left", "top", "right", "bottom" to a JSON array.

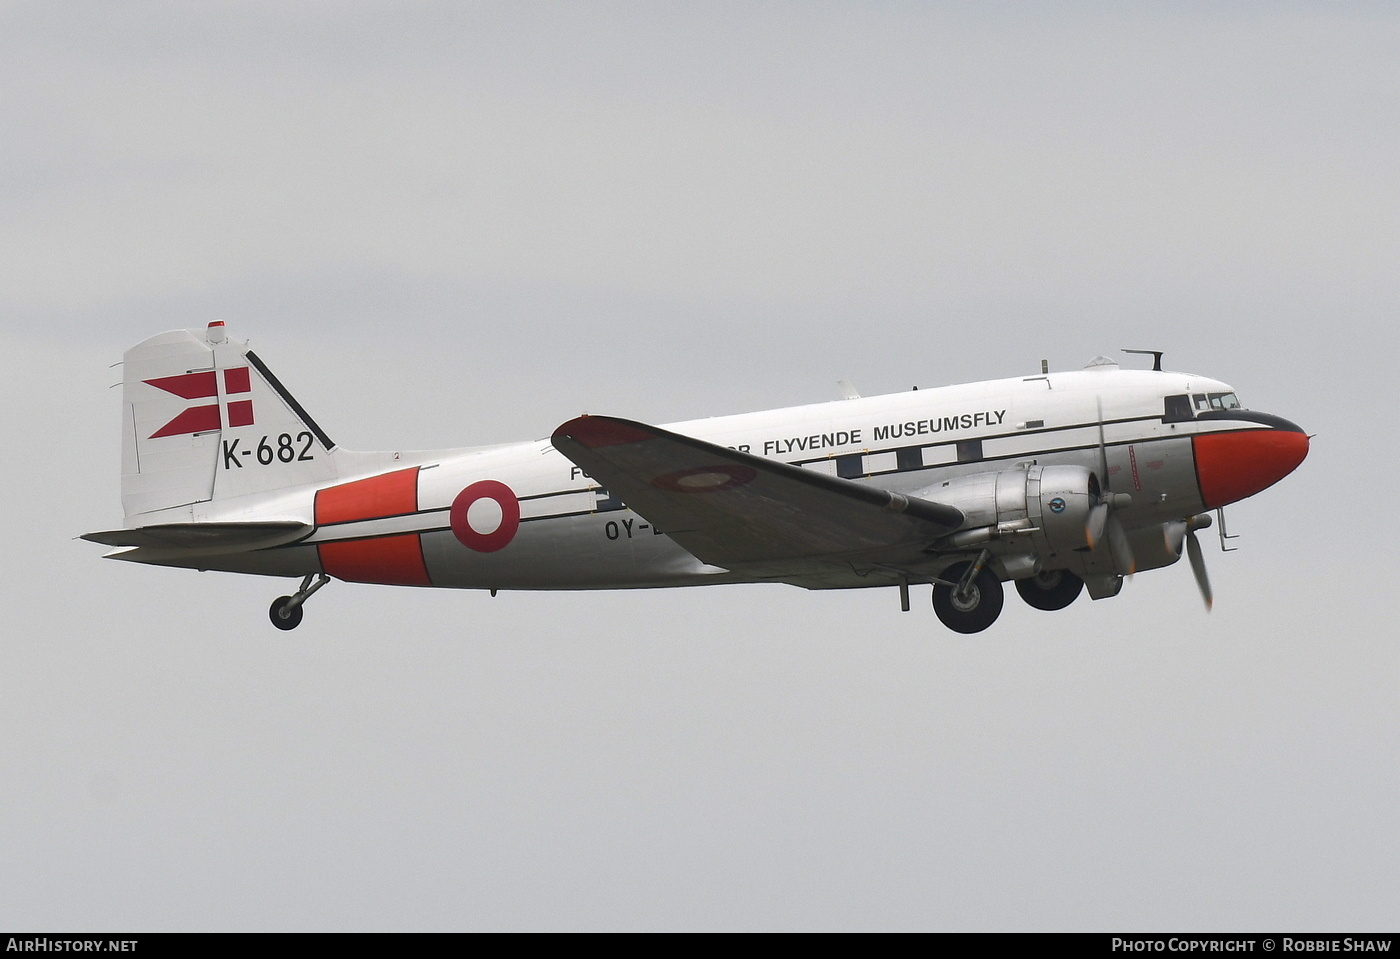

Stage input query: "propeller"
[{"left": 1089, "top": 393, "right": 1211, "bottom": 608}]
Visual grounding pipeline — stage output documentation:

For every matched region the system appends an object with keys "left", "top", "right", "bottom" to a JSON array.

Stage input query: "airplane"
[{"left": 83, "top": 322, "right": 1309, "bottom": 633}]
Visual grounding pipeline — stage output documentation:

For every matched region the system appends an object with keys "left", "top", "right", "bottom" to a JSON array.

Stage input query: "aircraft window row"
[
  {"left": 807, "top": 440, "right": 984, "bottom": 481},
  {"left": 1164, "top": 392, "right": 1243, "bottom": 422},
  {"left": 1193, "top": 392, "right": 1241, "bottom": 411}
]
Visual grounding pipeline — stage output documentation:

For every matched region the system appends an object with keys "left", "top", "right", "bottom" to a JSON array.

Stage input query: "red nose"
[{"left": 1193, "top": 427, "right": 1309, "bottom": 509}]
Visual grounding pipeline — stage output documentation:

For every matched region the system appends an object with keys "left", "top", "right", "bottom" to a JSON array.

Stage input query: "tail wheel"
[
  {"left": 1015, "top": 568, "right": 1085, "bottom": 611},
  {"left": 933, "top": 562, "right": 1005, "bottom": 634},
  {"left": 266, "top": 573, "right": 328, "bottom": 631},
  {"left": 269, "top": 596, "right": 303, "bottom": 631}
]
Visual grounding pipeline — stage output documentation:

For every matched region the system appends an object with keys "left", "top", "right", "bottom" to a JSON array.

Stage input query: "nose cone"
[{"left": 1193, "top": 420, "right": 1309, "bottom": 510}]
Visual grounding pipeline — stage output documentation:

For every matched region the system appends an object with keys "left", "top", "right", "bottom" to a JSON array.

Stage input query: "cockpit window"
[
  {"left": 1209, "top": 392, "right": 1241, "bottom": 410},
  {"left": 1193, "top": 394, "right": 1210, "bottom": 411},
  {"left": 1163, "top": 394, "right": 1193, "bottom": 423}
]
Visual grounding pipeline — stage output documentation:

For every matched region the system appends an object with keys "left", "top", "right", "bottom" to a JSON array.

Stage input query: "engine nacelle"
[{"left": 917, "top": 465, "right": 1101, "bottom": 558}]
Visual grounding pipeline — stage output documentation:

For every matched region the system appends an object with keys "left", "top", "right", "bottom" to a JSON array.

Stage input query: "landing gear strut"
[
  {"left": 933, "top": 555, "right": 1004, "bottom": 634},
  {"left": 1015, "top": 568, "right": 1084, "bottom": 611},
  {"left": 269, "top": 573, "right": 330, "bottom": 631}
]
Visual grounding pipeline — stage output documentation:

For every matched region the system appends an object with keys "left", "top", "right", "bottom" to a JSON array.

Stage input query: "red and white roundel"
[
  {"left": 650, "top": 464, "right": 757, "bottom": 494},
  {"left": 450, "top": 480, "right": 520, "bottom": 552}
]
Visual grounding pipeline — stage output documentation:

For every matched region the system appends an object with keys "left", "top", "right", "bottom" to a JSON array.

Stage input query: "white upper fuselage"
[{"left": 122, "top": 363, "right": 1256, "bottom": 591}]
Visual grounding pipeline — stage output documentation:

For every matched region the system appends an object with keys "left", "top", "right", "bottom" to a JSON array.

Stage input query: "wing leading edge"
[{"left": 551, "top": 415, "right": 964, "bottom": 586}]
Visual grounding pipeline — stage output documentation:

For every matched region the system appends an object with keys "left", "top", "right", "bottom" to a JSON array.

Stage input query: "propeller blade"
[
  {"left": 1186, "top": 529, "right": 1213, "bottom": 611},
  {"left": 1085, "top": 501, "right": 1108, "bottom": 550},
  {"left": 1107, "top": 512, "right": 1136, "bottom": 577},
  {"left": 1095, "top": 396, "right": 1109, "bottom": 489},
  {"left": 1162, "top": 519, "right": 1187, "bottom": 558}
]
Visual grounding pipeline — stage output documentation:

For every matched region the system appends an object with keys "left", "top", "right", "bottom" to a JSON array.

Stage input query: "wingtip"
[{"left": 553, "top": 415, "right": 655, "bottom": 449}]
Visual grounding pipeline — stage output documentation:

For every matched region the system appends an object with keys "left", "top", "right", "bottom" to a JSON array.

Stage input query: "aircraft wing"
[{"left": 551, "top": 415, "right": 964, "bottom": 582}]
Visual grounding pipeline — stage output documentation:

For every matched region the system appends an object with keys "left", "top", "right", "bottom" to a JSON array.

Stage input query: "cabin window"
[
  {"left": 956, "top": 439, "right": 983, "bottom": 463},
  {"left": 1163, "top": 394, "right": 1194, "bottom": 423},
  {"left": 836, "top": 454, "right": 863, "bottom": 480},
  {"left": 896, "top": 447, "right": 923, "bottom": 472}
]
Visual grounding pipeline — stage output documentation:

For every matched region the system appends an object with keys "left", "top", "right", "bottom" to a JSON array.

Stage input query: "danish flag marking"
[
  {"left": 145, "top": 367, "right": 254, "bottom": 438},
  {"left": 144, "top": 371, "right": 217, "bottom": 400}
]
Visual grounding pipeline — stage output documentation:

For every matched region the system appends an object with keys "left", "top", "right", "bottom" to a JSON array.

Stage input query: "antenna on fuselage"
[{"left": 1123, "top": 349, "right": 1164, "bottom": 372}]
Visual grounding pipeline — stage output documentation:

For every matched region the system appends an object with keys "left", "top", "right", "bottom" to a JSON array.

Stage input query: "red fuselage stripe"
[
  {"left": 315, "top": 467, "right": 420, "bottom": 525},
  {"left": 318, "top": 535, "right": 432, "bottom": 587},
  {"left": 315, "top": 467, "right": 432, "bottom": 585}
]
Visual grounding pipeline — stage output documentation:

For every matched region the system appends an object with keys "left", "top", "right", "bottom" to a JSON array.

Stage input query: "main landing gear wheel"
[
  {"left": 267, "top": 573, "right": 330, "bottom": 631},
  {"left": 1015, "top": 568, "right": 1084, "bottom": 611},
  {"left": 933, "top": 561, "right": 1005, "bottom": 634}
]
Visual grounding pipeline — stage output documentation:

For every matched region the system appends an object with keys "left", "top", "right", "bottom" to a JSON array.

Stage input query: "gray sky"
[{"left": 3, "top": 1, "right": 1396, "bottom": 931}]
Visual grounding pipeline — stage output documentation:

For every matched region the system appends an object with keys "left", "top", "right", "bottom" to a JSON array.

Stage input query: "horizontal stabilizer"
[{"left": 81, "top": 521, "right": 311, "bottom": 551}]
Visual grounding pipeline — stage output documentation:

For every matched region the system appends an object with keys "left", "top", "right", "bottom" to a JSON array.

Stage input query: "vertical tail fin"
[{"left": 121, "top": 321, "right": 339, "bottom": 522}]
